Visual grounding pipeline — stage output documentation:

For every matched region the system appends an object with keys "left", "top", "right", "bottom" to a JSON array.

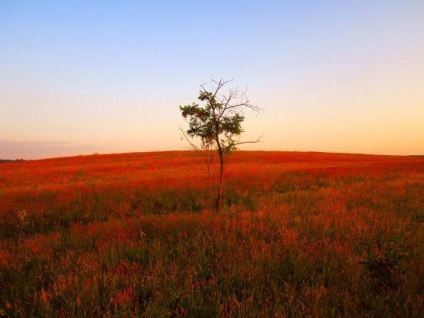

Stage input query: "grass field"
[{"left": 1, "top": 151, "right": 423, "bottom": 317}]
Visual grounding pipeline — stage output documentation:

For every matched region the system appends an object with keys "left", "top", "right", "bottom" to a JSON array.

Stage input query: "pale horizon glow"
[{"left": 1, "top": 1, "right": 423, "bottom": 159}]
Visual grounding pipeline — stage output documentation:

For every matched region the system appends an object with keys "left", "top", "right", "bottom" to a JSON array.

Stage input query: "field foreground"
[{"left": 1, "top": 151, "right": 424, "bottom": 317}]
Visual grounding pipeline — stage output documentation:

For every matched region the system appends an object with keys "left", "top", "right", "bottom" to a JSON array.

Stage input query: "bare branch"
[
  {"left": 179, "top": 125, "right": 201, "bottom": 151},
  {"left": 233, "top": 133, "right": 264, "bottom": 146},
  {"left": 200, "top": 78, "right": 234, "bottom": 101}
]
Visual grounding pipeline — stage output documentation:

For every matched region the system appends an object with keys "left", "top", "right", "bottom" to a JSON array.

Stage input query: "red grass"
[{"left": 1, "top": 151, "right": 423, "bottom": 316}]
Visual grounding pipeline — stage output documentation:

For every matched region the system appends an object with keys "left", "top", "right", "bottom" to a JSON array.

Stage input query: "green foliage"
[{"left": 179, "top": 80, "right": 248, "bottom": 153}]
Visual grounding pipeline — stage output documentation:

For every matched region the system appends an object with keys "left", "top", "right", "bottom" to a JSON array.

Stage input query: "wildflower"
[
  {"left": 17, "top": 209, "right": 29, "bottom": 227},
  {"left": 18, "top": 209, "right": 27, "bottom": 222}
]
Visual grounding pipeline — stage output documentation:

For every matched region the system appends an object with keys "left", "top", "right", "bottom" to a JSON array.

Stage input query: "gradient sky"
[{"left": 1, "top": 1, "right": 423, "bottom": 159}]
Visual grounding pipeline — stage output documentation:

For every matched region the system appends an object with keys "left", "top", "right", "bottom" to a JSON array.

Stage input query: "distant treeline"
[{"left": 0, "top": 159, "right": 25, "bottom": 163}]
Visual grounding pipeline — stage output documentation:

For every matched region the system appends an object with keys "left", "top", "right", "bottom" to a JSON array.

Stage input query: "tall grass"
[{"left": 0, "top": 151, "right": 423, "bottom": 317}]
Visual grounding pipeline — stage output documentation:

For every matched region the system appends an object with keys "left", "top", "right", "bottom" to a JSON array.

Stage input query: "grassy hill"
[
  {"left": 0, "top": 159, "right": 24, "bottom": 164},
  {"left": 1, "top": 151, "right": 423, "bottom": 316}
]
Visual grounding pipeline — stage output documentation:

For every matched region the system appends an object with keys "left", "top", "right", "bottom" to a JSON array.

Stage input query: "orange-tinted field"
[{"left": 1, "top": 151, "right": 424, "bottom": 316}]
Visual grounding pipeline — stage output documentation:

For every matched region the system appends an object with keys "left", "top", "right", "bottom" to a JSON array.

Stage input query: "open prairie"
[{"left": 1, "top": 151, "right": 424, "bottom": 317}]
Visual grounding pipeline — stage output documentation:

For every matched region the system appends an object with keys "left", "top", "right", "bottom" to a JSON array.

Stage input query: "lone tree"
[{"left": 179, "top": 78, "right": 261, "bottom": 213}]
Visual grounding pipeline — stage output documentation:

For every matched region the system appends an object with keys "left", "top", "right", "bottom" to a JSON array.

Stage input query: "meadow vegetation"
[{"left": 0, "top": 151, "right": 423, "bottom": 317}]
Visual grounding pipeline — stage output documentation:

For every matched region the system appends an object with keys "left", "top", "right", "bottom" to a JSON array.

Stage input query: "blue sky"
[{"left": 1, "top": 1, "right": 423, "bottom": 159}]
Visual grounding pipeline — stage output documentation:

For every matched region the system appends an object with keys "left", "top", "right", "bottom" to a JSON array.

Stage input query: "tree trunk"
[{"left": 216, "top": 149, "right": 224, "bottom": 213}]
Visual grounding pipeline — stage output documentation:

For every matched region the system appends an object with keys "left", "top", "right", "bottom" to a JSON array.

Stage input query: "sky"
[{"left": 1, "top": 1, "right": 423, "bottom": 159}]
